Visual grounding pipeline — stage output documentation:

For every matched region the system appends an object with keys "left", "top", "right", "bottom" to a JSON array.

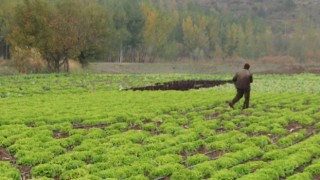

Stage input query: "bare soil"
[
  {"left": 0, "top": 148, "right": 12, "bottom": 161},
  {"left": 72, "top": 123, "right": 109, "bottom": 129},
  {"left": 126, "top": 80, "right": 233, "bottom": 91},
  {"left": 53, "top": 130, "right": 69, "bottom": 139},
  {"left": 0, "top": 148, "right": 31, "bottom": 180},
  {"left": 88, "top": 57, "right": 320, "bottom": 74},
  {"left": 17, "top": 165, "right": 32, "bottom": 180},
  {"left": 285, "top": 122, "right": 302, "bottom": 133}
]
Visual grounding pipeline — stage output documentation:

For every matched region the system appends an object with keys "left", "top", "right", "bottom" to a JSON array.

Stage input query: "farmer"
[{"left": 228, "top": 63, "right": 253, "bottom": 109}]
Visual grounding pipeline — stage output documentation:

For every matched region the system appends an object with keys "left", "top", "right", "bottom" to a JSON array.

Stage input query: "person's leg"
[
  {"left": 243, "top": 89, "right": 250, "bottom": 109},
  {"left": 229, "top": 89, "right": 244, "bottom": 108}
]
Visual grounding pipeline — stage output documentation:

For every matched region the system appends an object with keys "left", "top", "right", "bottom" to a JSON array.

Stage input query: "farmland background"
[
  {"left": 1, "top": 0, "right": 320, "bottom": 73},
  {"left": 1, "top": 0, "right": 320, "bottom": 180},
  {"left": 1, "top": 73, "right": 320, "bottom": 179}
]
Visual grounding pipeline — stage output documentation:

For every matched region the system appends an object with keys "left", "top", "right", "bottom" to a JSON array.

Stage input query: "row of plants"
[
  {"left": 0, "top": 73, "right": 320, "bottom": 98},
  {"left": 0, "top": 162, "right": 20, "bottom": 180},
  {"left": 1, "top": 73, "right": 320, "bottom": 179},
  {"left": 0, "top": 73, "right": 232, "bottom": 97}
]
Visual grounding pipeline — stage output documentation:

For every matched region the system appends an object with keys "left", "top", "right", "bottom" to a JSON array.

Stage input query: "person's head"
[{"left": 244, "top": 63, "right": 250, "bottom": 70}]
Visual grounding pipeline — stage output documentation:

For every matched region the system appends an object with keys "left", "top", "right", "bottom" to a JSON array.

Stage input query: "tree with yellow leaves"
[{"left": 141, "top": 2, "right": 178, "bottom": 61}]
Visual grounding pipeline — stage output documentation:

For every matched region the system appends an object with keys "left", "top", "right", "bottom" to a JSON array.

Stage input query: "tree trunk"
[
  {"left": 119, "top": 42, "right": 123, "bottom": 63},
  {"left": 79, "top": 51, "right": 87, "bottom": 68},
  {"left": 66, "top": 58, "right": 69, "bottom": 72},
  {"left": 54, "top": 59, "right": 60, "bottom": 72}
]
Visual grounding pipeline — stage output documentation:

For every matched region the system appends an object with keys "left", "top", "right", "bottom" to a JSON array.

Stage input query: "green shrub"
[
  {"left": 73, "top": 175, "right": 101, "bottom": 180},
  {"left": 205, "top": 141, "right": 228, "bottom": 151},
  {"left": 60, "top": 168, "right": 89, "bottom": 180},
  {"left": 160, "top": 146, "right": 183, "bottom": 155},
  {"left": 278, "top": 129, "right": 306, "bottom": 147},
  {"left": 231, "top": 161, "right": 266, "bottom": 177},
  {"left": 47, "top": 145, "right": 67, "bottom": 155},
  {"left": 209, "top": 169, "right": 237, "bottom": 180},
  {"left": 315, "top": 122, "right": 320, "bottom": 130},
  {"left": 127, "top": 175, "right": 149, "bottom": 180},
  {"left": 171, "top": 169, "right": 202, "bottom": 180},
  {"left": 176, "top": 131, "right": 200, "bottom": 143},
  {"left": 305, "top": 163, "right": 320, "bottom": 176},
  {"left": 63, "top": 160, "right": 86, "bottom": 170},
  {"left": 186, "top": 154, "right": 209, "bottom": 166},
  {"left": 153, "top": 154, "right": 182, "bottom": 166},
  {"left": 238, "top": 168, "right": 279, "bottom": 180},
  {"left": 32, "top": 177, "right": 55, "bottom": 180},
  {"left": 246, "top": 136, "right": 270, "bottom": 147},
  {"left": 229, "top": 143, "right": 247, "bottom": 151},
  {"left": 215, "top": 157, "right": 238, "bottom": 169},
  {"left": 181, "top": 140, "right": 204, "bottom": 153},
  {"left": 106, "top": 123, "right": 128, "bottom": 131},
  {"left": 142, "top": 123, "right": 157, "bottom": 131},
  {"left": 150, "top": 163, "right": 183, "bottom": 179},
  {"left": 270, "top": 127, "right": 287, "bottom": 135},
  {"left": 31, "top": 163, "right": 63, "bottom": 178},
  {"left": 263, "top": 144, "right": 279, "bottom": 152},
  {"left": 286, "top": 172, "right": 312, "bottom": 180},
  {"left": 223, "top": 121, "right": 237, "bottom": 130},
  {"left": 262, "top": 150, "right": 288, "bottom": 161},
  {"left": 16, "top": 151, "right": 54, "bottom": 166},
  {"left": 0, "top": 162, "right": 20, "bottom": 180},
  {"left": 86, "top": 128, "right": 106, "bottom": 138},
  {"left": 131, "top": 162, "right": 153, "bottom": 176},
  {"left": 140, "top": 150, "right": 160, "bottom": 159},
  {"left": 97, "top": 166, "right": 135, "bottom": 179}
]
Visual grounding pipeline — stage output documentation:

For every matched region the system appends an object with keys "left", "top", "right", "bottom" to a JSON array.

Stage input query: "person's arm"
[
  {"left": 232, "top": 73, "right": 237, "bottom": 83},
  {"left": 249, "top": 74, "right": 253, "bottom": 83}
]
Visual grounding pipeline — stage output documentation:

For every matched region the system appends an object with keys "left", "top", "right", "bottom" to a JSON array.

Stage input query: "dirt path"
[{"left": 88, "top": 61, "right": 320, "bottom": 74}]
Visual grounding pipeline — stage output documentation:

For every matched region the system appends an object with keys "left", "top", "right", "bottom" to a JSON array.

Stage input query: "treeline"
[{"left": 0, "top": 0, "right": 320, "bottom": 72}]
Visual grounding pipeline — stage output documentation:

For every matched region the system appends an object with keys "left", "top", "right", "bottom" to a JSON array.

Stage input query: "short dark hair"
[{"left": 244, "top": 63, "right": 250, "bottom": 69}]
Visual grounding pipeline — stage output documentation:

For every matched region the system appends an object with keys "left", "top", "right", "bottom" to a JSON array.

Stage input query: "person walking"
[{"left": 228, "top": 63, "right": 253, "bottom": 109}]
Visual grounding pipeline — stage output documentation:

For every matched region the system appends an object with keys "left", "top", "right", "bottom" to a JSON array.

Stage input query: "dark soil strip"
[
  {"left": 0, "top": 147, "right": 13, "bottom": 162},
  {"left": 126, "top": 80, "right": 233, "bottom": 91},
  {"left": 18, "top": 165, "right": 32, "bottom": 180},
  {"left": 73, "top": 123, "right": 109, "bottom": 129},
  {"left": 53, "top": 130, "right": 69, "bottom": 139},
  {"left": 66, "top": 142, "right": 81, "bottom": 152},
  {"left": 205, "top": 112, "right": 222, "bottom": 120},
  {"left": 314, "top": 175, "right": 320, "bottom": 180},
  {"left": 285, "top": 122, "right": 302, "bottom": 133},
  {"left": 0, "top": 148, "right": 32, "bottom": 180},
  {"left": 126, "top": 125, "right": 141, "bottom": 131}
]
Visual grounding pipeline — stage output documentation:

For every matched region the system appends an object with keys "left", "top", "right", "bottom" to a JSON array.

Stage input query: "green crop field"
[{"left": 1, "top": 73, "right": 320, "bottom": 180}]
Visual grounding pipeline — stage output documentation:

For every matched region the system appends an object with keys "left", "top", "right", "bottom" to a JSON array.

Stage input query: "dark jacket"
[{"left": 232, "top": 69, "right": 253, "bottom": 90}]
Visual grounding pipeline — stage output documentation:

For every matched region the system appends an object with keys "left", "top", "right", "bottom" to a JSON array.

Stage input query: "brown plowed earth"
[
  {"left": 0, "top": 148, "right": 12, "bottom": 161},
  {"left": 126, "top": 80, "right": 233, "bottom": 91},
  {"left": 72, "top": 123, "right": 109, "bottom": 129},
  {"left": 0, "top": 148, "right": 32, "bottom": 180}
]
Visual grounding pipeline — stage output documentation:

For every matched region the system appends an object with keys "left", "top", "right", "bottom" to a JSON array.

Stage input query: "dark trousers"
[{"left": 231, "top": 88, "right": 250, "bottom": 109}]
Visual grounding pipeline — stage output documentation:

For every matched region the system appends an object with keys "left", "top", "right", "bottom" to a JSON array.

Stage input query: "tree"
[
  {"left": 141, "top": 2, "right": 178, "bottom": 61},
  {"left": 182, "top": 15, "right": 210, "bottom": 59},
  {"left": 55, "top": 0, "right": 110, "bottom": 67},
  {"left": 207, "top": 16, "right": 219, "bottom": 58},
  {"left": 124, "top": 1, "right": 145, "bottom": 62},
  {"left": 0, "top": 0, "right": 21, "bottom": 59},
  {"left": 244, "top": 19, "right": 256, "bottom": 58},
  {"left": 7, "top": 0, "right": 54, "bottom": 69},
  {"left": 8, "top": 0, "right": 110, "bottom": 72},
  {"left": 224, "top": 23, "right": 242, "bottom": 57}
]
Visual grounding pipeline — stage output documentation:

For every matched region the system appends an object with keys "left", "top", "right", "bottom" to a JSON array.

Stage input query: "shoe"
[{"left": 228, "top": 102, "right": 234, "bottom": 109}]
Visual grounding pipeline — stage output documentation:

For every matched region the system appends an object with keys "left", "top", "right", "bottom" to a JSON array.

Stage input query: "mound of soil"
[{"left": 126, "top": 80, "right": 233, "bottom": 91}]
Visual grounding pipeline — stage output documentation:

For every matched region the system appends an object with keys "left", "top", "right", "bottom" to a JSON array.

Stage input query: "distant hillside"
[{"left": 173, "top": 0, "right": 320, "bottom": 31}]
